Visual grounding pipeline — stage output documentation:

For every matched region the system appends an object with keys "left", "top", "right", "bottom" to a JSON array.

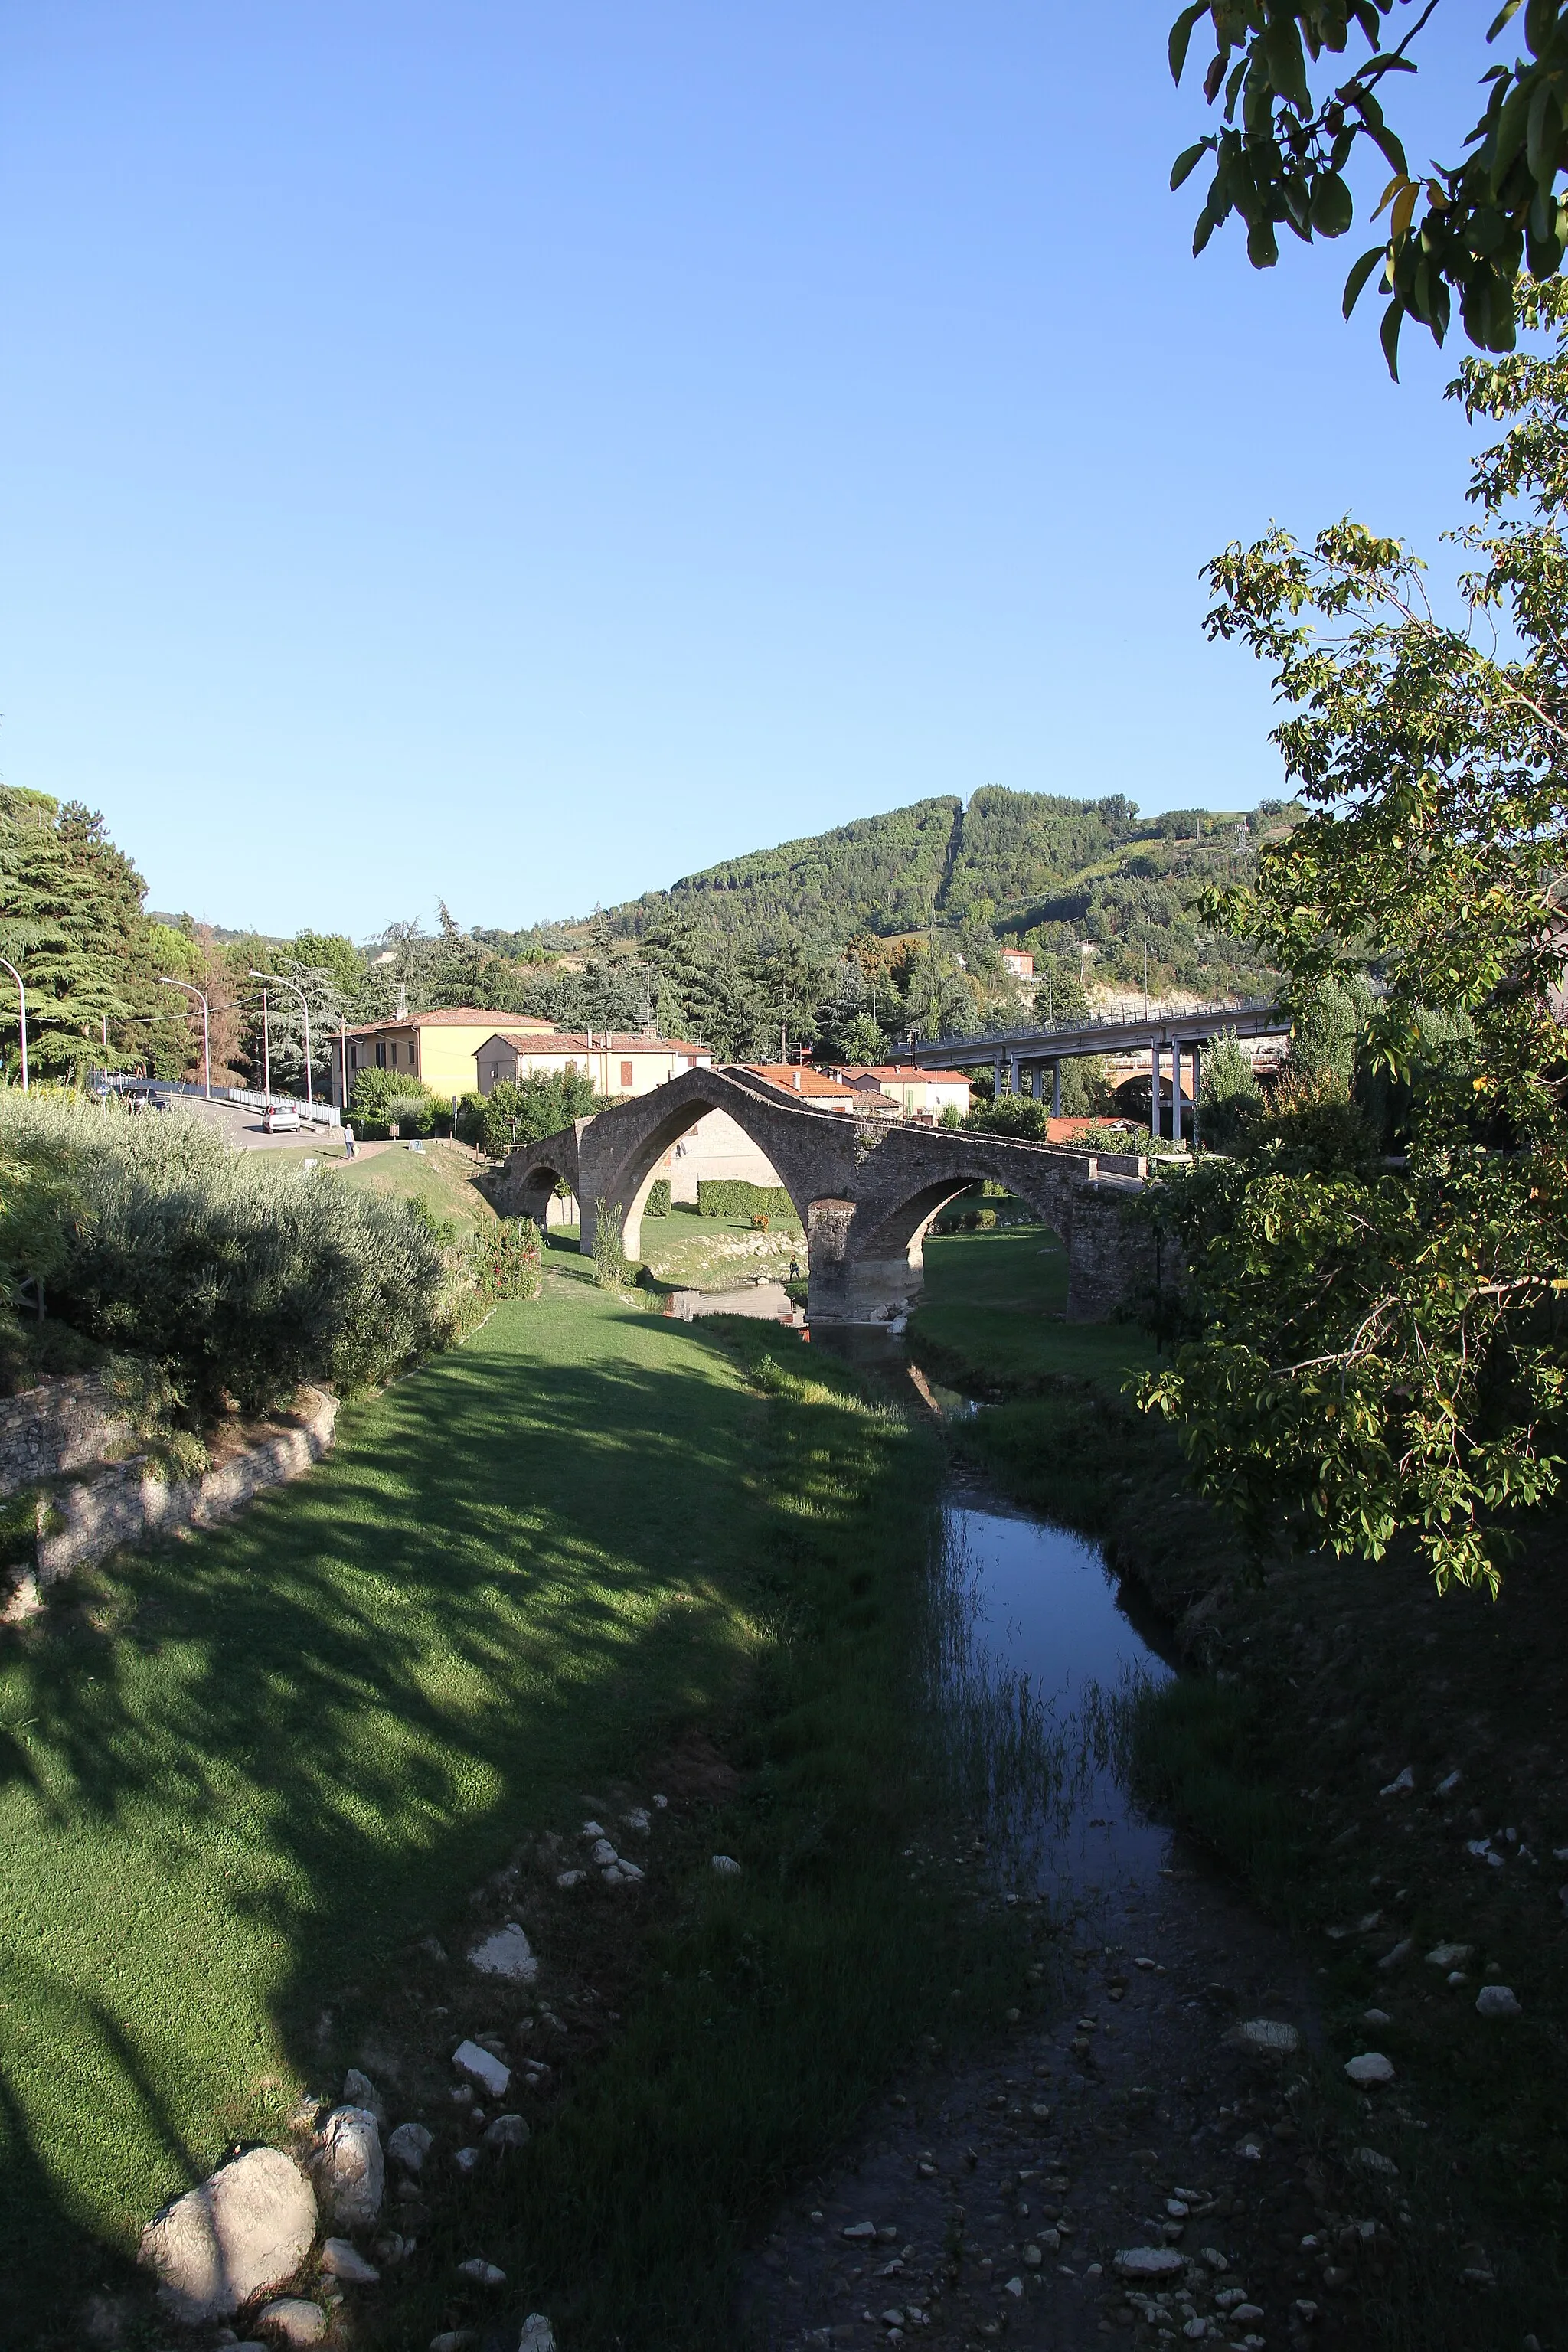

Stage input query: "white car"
[{"left": 262, "top": 1102, "right": 303, "bottom": 1133}]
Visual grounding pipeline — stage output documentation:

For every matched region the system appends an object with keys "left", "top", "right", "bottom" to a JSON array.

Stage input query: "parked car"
[
  {"left": 122, "top": 1083, "right": 171, "bottom": 1113},
  {"left": 262, "top": 1102, "right": 303, "bottom": 1133}
]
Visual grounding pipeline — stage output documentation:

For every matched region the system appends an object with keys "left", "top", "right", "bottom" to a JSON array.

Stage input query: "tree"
[
  {"left": 1140, "top": 279, "right": 1568, "bottom": 1594},
  {"left": 1170, "top": 0, "right": 1568, "bottom": 370}
]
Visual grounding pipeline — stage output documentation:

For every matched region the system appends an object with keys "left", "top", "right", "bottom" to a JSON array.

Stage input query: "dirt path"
[{"left": 738, "top": 1848, "right": 1392, "bottom": 2352}]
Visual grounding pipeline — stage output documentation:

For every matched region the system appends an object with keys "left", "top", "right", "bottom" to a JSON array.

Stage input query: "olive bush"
[{"left": 0, "top": 1094, "right": 455, "bottom": 1423}]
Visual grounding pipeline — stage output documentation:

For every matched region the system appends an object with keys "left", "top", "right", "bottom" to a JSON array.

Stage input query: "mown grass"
[
  {"left": 328, "top": 1137, "right": 500, "bottom": 1236},
  {"left": 0, "top": 1250, "right": 1025, "bottom": 2348},
  {"left": 638, "top": 1204, "right": 802, "bottom": 1291},
  {"left": 909, "top": 1223, "right": 1156, "bottom": 1397}
]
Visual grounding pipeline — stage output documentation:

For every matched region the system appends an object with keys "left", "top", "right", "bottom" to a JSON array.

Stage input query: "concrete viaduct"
[
  {"left": 910, "top": 1001, "right": 1288, "bottom": 1138},
  {"left": 486, "top": 1064, "right": 1163, "bottom": 1327}
]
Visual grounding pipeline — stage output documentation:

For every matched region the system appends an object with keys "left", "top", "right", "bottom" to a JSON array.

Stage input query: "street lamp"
[
  {"left": 250, "top": 971, "right": 312, "bottom": 1109},
  {"left": 158, "top": 977, "right": 211, "bottom": 1097},
  {"left": 0, "top": 957, "right": 29, "bottom": 1092}
]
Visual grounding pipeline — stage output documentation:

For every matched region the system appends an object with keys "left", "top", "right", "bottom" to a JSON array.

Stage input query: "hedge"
[
  {"left": 645, "top": 1178, "right": 671, "bottom": 1216},
  {"left": 696, "top": 1180, "right": 801, "bottom": 1227}
]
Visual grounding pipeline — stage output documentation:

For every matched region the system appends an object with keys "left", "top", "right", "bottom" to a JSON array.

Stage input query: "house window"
[
  {"left": 376, "top": 1042, "right": 386, "bottom": 1068},
  {"left": 620, "top": 1060, "right": 633, "bottom": 1087},
  {"left": 349, "top": 1044, "right": 358, "bottom": 1071}
]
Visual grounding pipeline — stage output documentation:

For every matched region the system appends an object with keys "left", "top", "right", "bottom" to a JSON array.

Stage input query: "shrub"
[
  {"left": 0, "top": 1095, "right": 453, "bottom": 1425},
  {"left": 695, "top": 1180, "right": 801, "bottom": 1226},
  {"left": 751, "top": 1213, "right": 770, "bottom": 1233},
  {"left": 645, "top": 1178, "right": 671, "bottom": 1217},
  {"left": 467, "top": 1070, "right": 605, "bottom": 1160},
  {"left": 591, "top": 1197, "right": 630, "bottom": 1291},
  {"left": 464, "top": 1217, "right": 543, "bottom": 1302},
  {"left": 349, "top": 1066, "right": 443, "bottom": 1140},
  {"left": 965, "top": 1093, "right": 1047, "bottom": 1140}
]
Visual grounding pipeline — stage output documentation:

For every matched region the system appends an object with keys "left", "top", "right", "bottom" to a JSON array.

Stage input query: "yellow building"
[
  {"left": 338, "top": 1008, "right": 558, "bottom": 1103},
  {"left": 473, "top": 1031, "right": 711, "bottom": 1097}
]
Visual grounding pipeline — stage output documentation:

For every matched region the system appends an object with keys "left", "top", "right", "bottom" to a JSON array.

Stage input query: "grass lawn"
[
  {"left": 638, "top": 1202, "right": 802, "bottom": 1289},
  {"left": 0, "top": 1256, "right": 1024, "bottom": 2348},
  {"left": 909, "top": 1221, "right": 1157, "bottom": 1396},
  {"left": 328, "top": 1138, "right": 500, "bottom": 1236}
]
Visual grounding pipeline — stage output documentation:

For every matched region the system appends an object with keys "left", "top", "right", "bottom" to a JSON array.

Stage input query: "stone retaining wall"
[
  {"left": 34, "top": 1387, "right": 338, "bottom": 1586},
  {"left": 0, "top": 1374, "right": 130, "bottom": 1498}
]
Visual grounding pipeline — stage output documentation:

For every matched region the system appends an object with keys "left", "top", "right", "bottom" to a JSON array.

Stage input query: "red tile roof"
[
  {"left": 345, "top": 1007, "right": 558, "bottom": 1037},
  {"left": 481, "top": 1031, "right": 709, "bottom": 1057}
]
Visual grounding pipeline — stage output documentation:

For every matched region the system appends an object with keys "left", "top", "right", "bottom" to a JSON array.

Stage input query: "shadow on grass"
[{"left": 0, "top": 1289, "right": 1018, "bottom": 2348}]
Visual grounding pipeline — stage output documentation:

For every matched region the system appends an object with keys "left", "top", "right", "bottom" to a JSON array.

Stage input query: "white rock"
[
  {"left": 616, "top": 1858, "right": 645, "bottom": 1883},
  {"left": 555, "top": 1869, "right": 586, "bottom": 1888},
  {"left": 622, "top": 1808, "right": 651, "bottom": 1831},
  {"left": 1435, "top": 1769, "right": 1462, "bottom": 1795},
  {"left": 454, "top": 2147, "right": 480, "bottom": 2174},
  {"left": 1004, "top": 2275, "right": 1024, "bottom": 2297},
  {"left": 1115, "top": 2247, "right": 1184, "bottom": 2278},
  {"left": 1377, "top": 1939, "right": 1413, "bottom": 1970},
  {"left": 1476, "top": 1984, "right": 1522, "bottom": 2017},
  {"left": 483, "top": 2113, "right": 529, "bottom": 2150},
  {"left": 518, "top": 2321, "right": 557, "bottom": 2352},
  {"left": 881, "top": 2310, "right": 906, "bottom": 2328},
  {"left": 1353, "top": 2147, "right": 1400, "bottom": 2177},
  {"left": 1379, "top": 1766, "right": 1415, "bottom": 1796},
  {"left": 1233, "top": 2306, "right": 1265, "bottom": 2324},
  {"left": 320, "top": 2239, "right": 380, "bottom": 2284},
  {"left": 843, "top": 2220, "right": 877, "bottom": 2241},
  {"left": 1230, "top": 2018, "right": 1300, "bottom": 2056},
  {"left": 602, "top": 1864, "right": 626, "bottom": 1885},
  {"left": 653, "top": 1793, "right": 668, "bottom": 1808},
  {"left": 343, "top": 2069, "right": 386, "bottom": 2125},
  {"left": 1426, "top": 1942, "right": 1472, "bottom": 1968},
  {"left": 388, "top": 2122, "right": 433, "bottom": 2174},
  {"left": 590, "top": 1839, "right": 618, "bottom": 1867},
  {"left": 1344, "top": 2052, "right": 1396, "bottom": 2086},
  {"left": 139, "top": 2147, "right": 317, "bottom": 2321},
  {"left": 711, "top": 1854, "right": 743, "bottom": 1875},
  {"left": 1363, "top": 2008, "right": 1390, "bottom": 2026},
  {"left": 430, "top": 2334, "right": 475, "bottom": 2352},
  {"left": 257, "top": 2298, "right": 328, "bottom": 2346},
  {"left": 1022, "top": 2243, "right": 1042, "bottom": 2267},
  {"left": 452, "top": 2040, "right": 511, "bottom": 2099},
  {"left": 457, "top": 2258, "right": 506, "bottom": 2285},
  {"left": 315, "top": 2106, "right": 383, "bottom": 2227},
  {"left": 469, "top": 1923, "right": 539, "bottom": 1984},
  {"left": 580, "top": 1819, "right": 606, "bottom": 1838}
]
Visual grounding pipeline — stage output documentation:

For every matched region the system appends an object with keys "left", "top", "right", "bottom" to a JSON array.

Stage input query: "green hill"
[{"left": 584, "top": 786, "right": 1290, "bottom": 1003}]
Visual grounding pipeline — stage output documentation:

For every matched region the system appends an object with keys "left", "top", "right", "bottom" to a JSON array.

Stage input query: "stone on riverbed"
[
  {"left": 139, "top": 2147, "right": 317, "bottom": 2321},
  {"left": 315, "top": 2105, "right": 384, "bottom": 2226},
  {"left": 388, "top": 2122, "right": 433, "bottom": 2174},
  {"left": 257, "top": 2298, "right": 328, "bottom": 2346},
  {"left": 468, "top": 1922, "right": 539, "bottom": 1984},
  {"left": 1476, "top": 1984, "right": 1522, "bottom": 2017},
  {"left": 1344, "top": 2051, "right": 1396, "bottom": 2086},
  {"left": 1114, "top": 2247, "right": 1184, "bottom": 2279},
  {"left": 1229, "top": 2018, "right": 1300, "bottom": 2056},
  {"left": 321, "top": 2238, "right": 380, "bottom": 2283},
  {"left": 452, "top": 2040, "right": 511, "bottom": 2099},
  {"left": 342, "top": 2069, "right": 386, "bottom": 2124}
]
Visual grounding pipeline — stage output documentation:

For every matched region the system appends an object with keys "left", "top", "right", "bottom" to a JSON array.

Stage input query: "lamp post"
[
  {"left": 0, "top": 957, "right": 29, "bottom": 1092},
  {"left": 250, "top": 971, "right": 312, "bottom": 1109},
  {"left": 158, "top": 977, "right": 211, "bottom": 1097}
]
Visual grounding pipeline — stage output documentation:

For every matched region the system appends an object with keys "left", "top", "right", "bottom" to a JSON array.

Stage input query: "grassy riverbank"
[
  {"left": 924, "top": 1227, "right": 1568, "bottom": 2347},
  {"left": 0, "top": 1253, "right": 1025, "bottom": 2349}
]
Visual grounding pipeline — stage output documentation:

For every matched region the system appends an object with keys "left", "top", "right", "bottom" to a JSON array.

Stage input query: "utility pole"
[
  {"left": 251, "top": 970, "right": 312, "bottom": 1107},
  {"left": 260, "top": 988, "right": 271, "bottom": 1099},
  {"left": 158, "top": 978, "right": 211, "bottom": 1096},
  {"left": 0, "top": 959, "right": 28, "bottom": 1092}
]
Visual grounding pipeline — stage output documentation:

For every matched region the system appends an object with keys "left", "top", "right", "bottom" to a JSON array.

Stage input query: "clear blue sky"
[{"left": 1, "top": 2, "right": 1498, "bottom": 939}]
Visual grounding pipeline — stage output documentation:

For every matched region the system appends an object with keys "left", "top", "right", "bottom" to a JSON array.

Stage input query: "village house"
[
  {"left": 1001, "top": 948, "right": 1035, "bottom": 980},
  {"left": 473, "top": 1030, "right": 711, "bottom": 1097},
  {"left": 336, "top": 1007, "right": 557, "bottom": 1102},
  {"left": 825, "top": 1064, "right": 972, "bottom": 1121}
]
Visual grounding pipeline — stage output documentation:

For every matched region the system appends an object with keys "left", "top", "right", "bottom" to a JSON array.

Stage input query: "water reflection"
[{"left": 936, "top": 1500, "right": 1174, "bottom": 1898}]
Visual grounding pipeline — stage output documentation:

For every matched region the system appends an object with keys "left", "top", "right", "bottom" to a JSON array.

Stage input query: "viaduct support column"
[
  {"left": 1029, "top": 1063, "right": 1044, "bottom": 1102},
  {"left": 1149, "top": 1040, "right": 1161, "bottom": 1140},
  {"left": 1051, "top": 1060, "right": 1061, "bottom": 1119},
  {"left": 992, "top": 1054, "right": 1004, "bottom": 1097},
  {"left": 1172, "top": 1046, "right": 1185, "bottom": 1145}
]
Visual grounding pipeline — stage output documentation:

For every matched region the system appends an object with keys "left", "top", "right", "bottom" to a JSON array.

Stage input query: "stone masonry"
[{"left": 488, "top": 1065, "right": 1168, "bottom": 1325}]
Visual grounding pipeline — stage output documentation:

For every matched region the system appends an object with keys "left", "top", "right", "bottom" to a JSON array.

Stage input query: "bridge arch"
[{"left": 585, "top": 1081, "right": 814, "bottom": 1264}]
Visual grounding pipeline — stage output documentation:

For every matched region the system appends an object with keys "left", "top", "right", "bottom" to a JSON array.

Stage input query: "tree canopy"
[
  {"left": 1142, "top": 277, "right": 1568, "bottom": 1592},
  {"left": 1171, "top": 0, "right": 1568, "bottom": 371}
]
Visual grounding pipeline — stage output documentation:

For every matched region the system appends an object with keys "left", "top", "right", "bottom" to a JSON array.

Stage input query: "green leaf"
[
  {"left": 1248, "top": 214, "right": 1281, "bottom": 269},
  {"left": 1380, "top": 296, "right": 1404, "bottom": 379},
  {"left": 1488, "top": 0, "right": 1526, "bottom": 38},
  {"left": 1171, "top": 140, "right": 1209, "bottom": 190},
  {"left": 1311, "top": 172, "right": 1355, "bottom": 237},
  {"left": 1168, "top": 1, "right": 1209, "bottom": 85},
  {"left": 1343, "top": 243, "right": 1387, "bottom": 317}
]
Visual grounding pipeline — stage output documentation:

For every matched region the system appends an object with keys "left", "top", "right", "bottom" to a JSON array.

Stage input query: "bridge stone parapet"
[{"left": 492, "top": 1066, "right": 1161, "bottom": 1326}]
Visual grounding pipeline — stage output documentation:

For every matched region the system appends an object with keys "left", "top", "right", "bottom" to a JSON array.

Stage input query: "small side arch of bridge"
[{"left": 487, "top": 1064, "right": 1157, "bottom": 1325}]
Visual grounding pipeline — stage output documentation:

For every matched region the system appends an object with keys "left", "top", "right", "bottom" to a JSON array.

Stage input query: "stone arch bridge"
[{"left": 487, "top": 1066, "right": 1158, "bottom": 1326}]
